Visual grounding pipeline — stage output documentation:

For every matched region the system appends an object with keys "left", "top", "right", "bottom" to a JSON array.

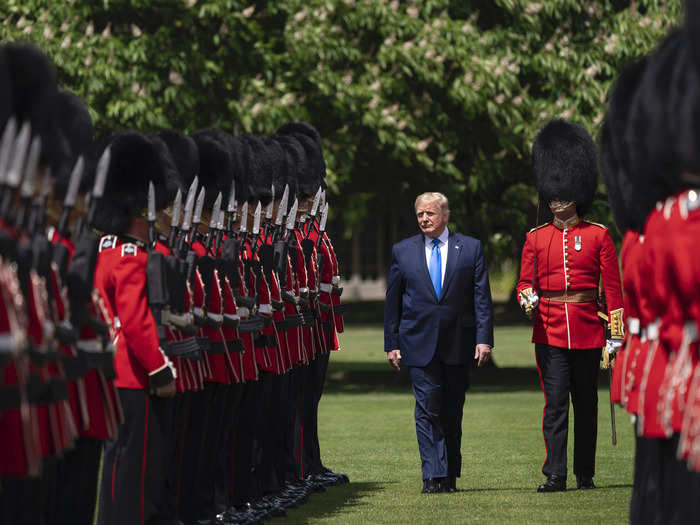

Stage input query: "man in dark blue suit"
[{"left": 384, "top": 192, "right": 494, "bottom": 493}]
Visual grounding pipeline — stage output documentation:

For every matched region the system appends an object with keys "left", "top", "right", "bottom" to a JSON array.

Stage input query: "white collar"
[{"left": 425, "top": 227, "right": 449, "bottom": 246}]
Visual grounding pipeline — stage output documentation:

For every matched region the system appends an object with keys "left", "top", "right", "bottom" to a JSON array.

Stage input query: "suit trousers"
[
  {"left": 408, "top": 357, "right": 470, "bottom": 480},
  {"left": 534, "top": 344, "right": 601, "bottom": 478}
]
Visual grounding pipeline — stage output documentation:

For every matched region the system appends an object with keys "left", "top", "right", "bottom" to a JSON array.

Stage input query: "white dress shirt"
[{"left": 424, "top": 227, "right": 449, "bottom": 287}]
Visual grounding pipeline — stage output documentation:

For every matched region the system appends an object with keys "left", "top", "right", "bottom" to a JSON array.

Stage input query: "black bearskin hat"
[
  {"left": 190, "top": 129, "right": 233, "bottom": 209},
  {"left": 275, "top": 135, "right": 305, "bottom": 202},
  {"left": 242, "top": 135, "right": 273, "bottom": 205},
  {"left": 159, "top": 130, "right": 199, "bottom": 189},
  {"left": 92, "top": 131, "right": 179, "bottom": 235},
  {"left": 276, "top": 122, "right": 326, "bottom": 196},
  {"left": 227, "top": 135, "right": 250, "bottom": 204},
  {"left": 263, "top": 138, "right": 287, "bottom": 199},
  {"left": 600, "top": 58, "right": 649, "bottom": 232},
  {"left": 0, "top": 47, "right": 13, "bottom": 132},
  {"left": 53, "top": 90, "right": 94, "bottom": 199},
  {"left": 625, "top": 31, "right": 684, "bottom": 204},
  {"left": 532, "top": 119, "right": 598, "bottom": 217},
  {"left": 4, "top": 43, "right": 69, "bottom": 173}
]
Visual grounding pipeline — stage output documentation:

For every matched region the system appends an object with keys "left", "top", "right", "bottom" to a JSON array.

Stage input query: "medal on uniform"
[{"left": 575, "top": 235, "right": 582, "bottom": 251}]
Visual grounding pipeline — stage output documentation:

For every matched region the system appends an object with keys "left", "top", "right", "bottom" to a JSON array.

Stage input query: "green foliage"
[{"left": 0, "top": 0, "right": 681, "bottom": 261}]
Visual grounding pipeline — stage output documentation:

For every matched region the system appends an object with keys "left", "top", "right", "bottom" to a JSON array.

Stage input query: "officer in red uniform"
[
  {"left": 516, "top": 120, "right": 624, "bottom": 492},
  {"left": 93, "top": 132, "right": 179, "bottom": 525}
]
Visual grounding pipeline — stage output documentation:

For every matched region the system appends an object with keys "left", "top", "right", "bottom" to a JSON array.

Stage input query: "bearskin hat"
[
  {"left": 190, "top": 129, "right": 233, "bottom": 209},
  {"left": 92, "top": 131, "right": 179, "bottom": 235},
  {"left": 275, "top": 134, "right": 306, "bottom": 202},
  {"left": 158, "top": 130, "right": 199, "bottom": 188},
  {"left": 242, "top": 135, "right": 273, "bottom": 205},
  {"left": 532, "top": 119, "right": 598, "bottom": 217},
  {"left": 625, "top": 31, "right": 684, "bottom": 204},
  {"left": 4, "top": 43, "right": 69, "bottom": 173},
  {"left": 227, "top": 135, "right": 250, "bottom": 204},
  {"left": 0, "top": 47, "right": 13, "bottom": 132},
  {"left": 263, "top": 138, "right": 287, "bottom": 199},
  {"left": 276, "top": 122, "right": 326, "bottom": 196},
  {"left": 600, "top": 58, "right": 650, "bottom": 232}
]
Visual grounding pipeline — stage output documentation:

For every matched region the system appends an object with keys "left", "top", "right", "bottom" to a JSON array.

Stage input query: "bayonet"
[
  {"left": 252, "top": 202, "right": 261, "bottom": 236},
  {"left": 265, "top": 185, "right": 275, "bottom": 221},
  {"left": 319, "top": 190, "right": 326, "bottom": 212},
  {"left": 57, "top": 156, "right": 84, "bottom": 237},
  {"left": 6, "top": 121, "right": 31, "bottom": 190},
  {"left": 319, "top": 202, "right": 329, "bottom": 233},
  {"left": 204, "top": 192, "right": 221, "bottom": 253},
  {"left": 0, "top": 117, "right": 17, "bottom": 185},
  {"left": 274, "top": 184, "right": 289, "bottom": 227},
  {"left": 147, "top": 181, "right": 156, "bottom": 246},
  {"left": 181, "top": 177, "right": 198, "bottom": 233},
  {"left": 86, "top": 146, "right": 110, "bottom": 229},
  {"left": 226, "top": 180, "right": 236, "bottom": 232},
  {"left": 192, "top": 186, "right": 206, "bottom": 229},
  {"left": 214, "top": 197, "right": 226, "bottom": 252},
  {"left": 310, "top": 187, "right": 322, "bottom": 217},
  {"left": 15, "top": 136, "right": 41, "bottom": 231},
  {"left": 239, "top": 201, "right": 249, "bottom": 233},
  {"left": 286, "top": 198, "right": 298, "bottom": 232},
  {"left": 167, "top": 188, "right": 183, "bottom": 249}
]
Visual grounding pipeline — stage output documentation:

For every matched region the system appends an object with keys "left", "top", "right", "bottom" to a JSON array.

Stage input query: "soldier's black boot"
[
  {"left": 439, "top": 476, "right": 457, "bottom": 493},
  {"left": 537, "top": 475, "right": 566, "bottom": 492},
  {"left": 576, "top": 476, "right": 596, "bottom": 489}
]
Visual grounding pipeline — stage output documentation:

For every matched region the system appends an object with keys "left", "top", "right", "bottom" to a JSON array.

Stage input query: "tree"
[{"left": 0, "top": 0, "right": 681, "bottom": 276}]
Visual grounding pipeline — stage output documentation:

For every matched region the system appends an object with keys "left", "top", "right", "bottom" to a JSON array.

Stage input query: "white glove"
[
  {"left": 606, "top": 338, "right": 623, "bottom": 358},
  {"left": 519, "top": 288, "right": 539, "bottom": 318}
]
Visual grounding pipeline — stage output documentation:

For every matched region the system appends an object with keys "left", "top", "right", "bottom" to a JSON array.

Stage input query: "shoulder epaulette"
[
  {"left": 528, "top": 222, "right": 550, "bottom": 233},
  {"left": 99, "top": 235, "right": 118, "bottom": 252},
  {"left": 120, "top": 243, "right": 138, "bottom": 257},
  {"left": 583, "top": 221, "right": 608, "bottom": 230}
]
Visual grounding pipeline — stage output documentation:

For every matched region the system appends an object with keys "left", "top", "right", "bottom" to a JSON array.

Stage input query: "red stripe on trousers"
[
  {"left": 535, "top": 353, "right": 549, "bottom": 474},
  {"left": 141, "top": 395, "right": 149, "bottom": 525}
]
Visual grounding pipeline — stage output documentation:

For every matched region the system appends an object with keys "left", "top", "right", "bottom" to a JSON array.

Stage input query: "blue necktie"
[{"left": 429, "top": 238, "right": 442, "bottom": 298}]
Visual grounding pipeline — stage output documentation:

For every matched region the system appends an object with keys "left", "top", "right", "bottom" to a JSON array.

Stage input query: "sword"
[
  {"left": 57, "top": 156, "right": 84, "bottom": 238},
  {"left": 610, "top": 366, "right": 617, "bottom": 445}
]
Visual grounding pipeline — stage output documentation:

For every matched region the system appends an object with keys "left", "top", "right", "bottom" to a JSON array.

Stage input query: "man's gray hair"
[{"left": 414, "top": 192, "right": 449, "bottom": 213}]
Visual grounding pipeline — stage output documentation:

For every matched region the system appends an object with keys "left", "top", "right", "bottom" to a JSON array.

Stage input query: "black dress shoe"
[
  {"left": 537, "top": 475, "right": 566, "bottom": 492},
  {"left": 440, "top": 476, "right": 457, "bottom": 493},
  {"left": 576, "top": 476, "right": 596, "bottom": 489},
  {"left": 421, "top": 478, "right": 440, "bottom": 494}
]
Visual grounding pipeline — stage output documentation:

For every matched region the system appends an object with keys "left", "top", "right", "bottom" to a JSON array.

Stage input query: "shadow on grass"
[
  {"left": 273, "top": 482, "right": 387, "bottom": 524},
  {"left": 325, "top": 361, "right": 611, "bottom": 395},
  {"left": 458, "top": 482, "right": 632, "bottom": 493}
]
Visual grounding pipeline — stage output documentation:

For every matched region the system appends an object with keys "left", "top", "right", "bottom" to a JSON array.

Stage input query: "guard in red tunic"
[
  {"left": 516, "top": 120, "right": 624, "bottom": 492},
  {"left": 93, "top": 132, "right": 178, "bottom": 525}
]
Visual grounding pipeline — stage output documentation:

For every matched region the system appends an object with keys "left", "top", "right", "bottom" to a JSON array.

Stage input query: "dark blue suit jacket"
[{"left": 384, "top": 231, "right": 494, "bottom": 367}]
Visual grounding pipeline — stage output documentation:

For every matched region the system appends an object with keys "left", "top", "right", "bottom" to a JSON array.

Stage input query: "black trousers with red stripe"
[
  {"left": 97, "top": 388, "right": 174, "bottom": 525},
  {"left": 535, "top": 344, "right": 601, "bottom": 479}
]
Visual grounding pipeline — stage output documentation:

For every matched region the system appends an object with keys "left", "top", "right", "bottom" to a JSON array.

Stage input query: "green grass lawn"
[{"left": 280, "top": 325, "right": 635, "bottom": 524}]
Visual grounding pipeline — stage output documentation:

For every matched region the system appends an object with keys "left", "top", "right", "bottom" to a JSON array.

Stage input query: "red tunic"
[
  {"left": 516, "top": 220, "right": 624, "bottom": 350},
  {"left": 94, "top": 240, "right": 173, "bottom": 389}
]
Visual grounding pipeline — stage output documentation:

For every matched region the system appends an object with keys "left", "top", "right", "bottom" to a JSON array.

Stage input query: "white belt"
[
  {"left": 319, "top": 283, "right": 332, "bottom": 293},
  {"left": 628, "top": 318, "right": 640, "bottom": 335},
  {"left": 77, "top": 339, "right": 103, "bottom": 353},
  {"left": 647, "top": 320, "right": 660, "bottom": 341},
  {"left": 685, "top": 321, "right": 699, "bottom": 343},
  {"left": 258, "top": 304, "right": 272, "bottom": 315},
  {"left": 237, "top": 307, "right": 250, "bottom": 319}
]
